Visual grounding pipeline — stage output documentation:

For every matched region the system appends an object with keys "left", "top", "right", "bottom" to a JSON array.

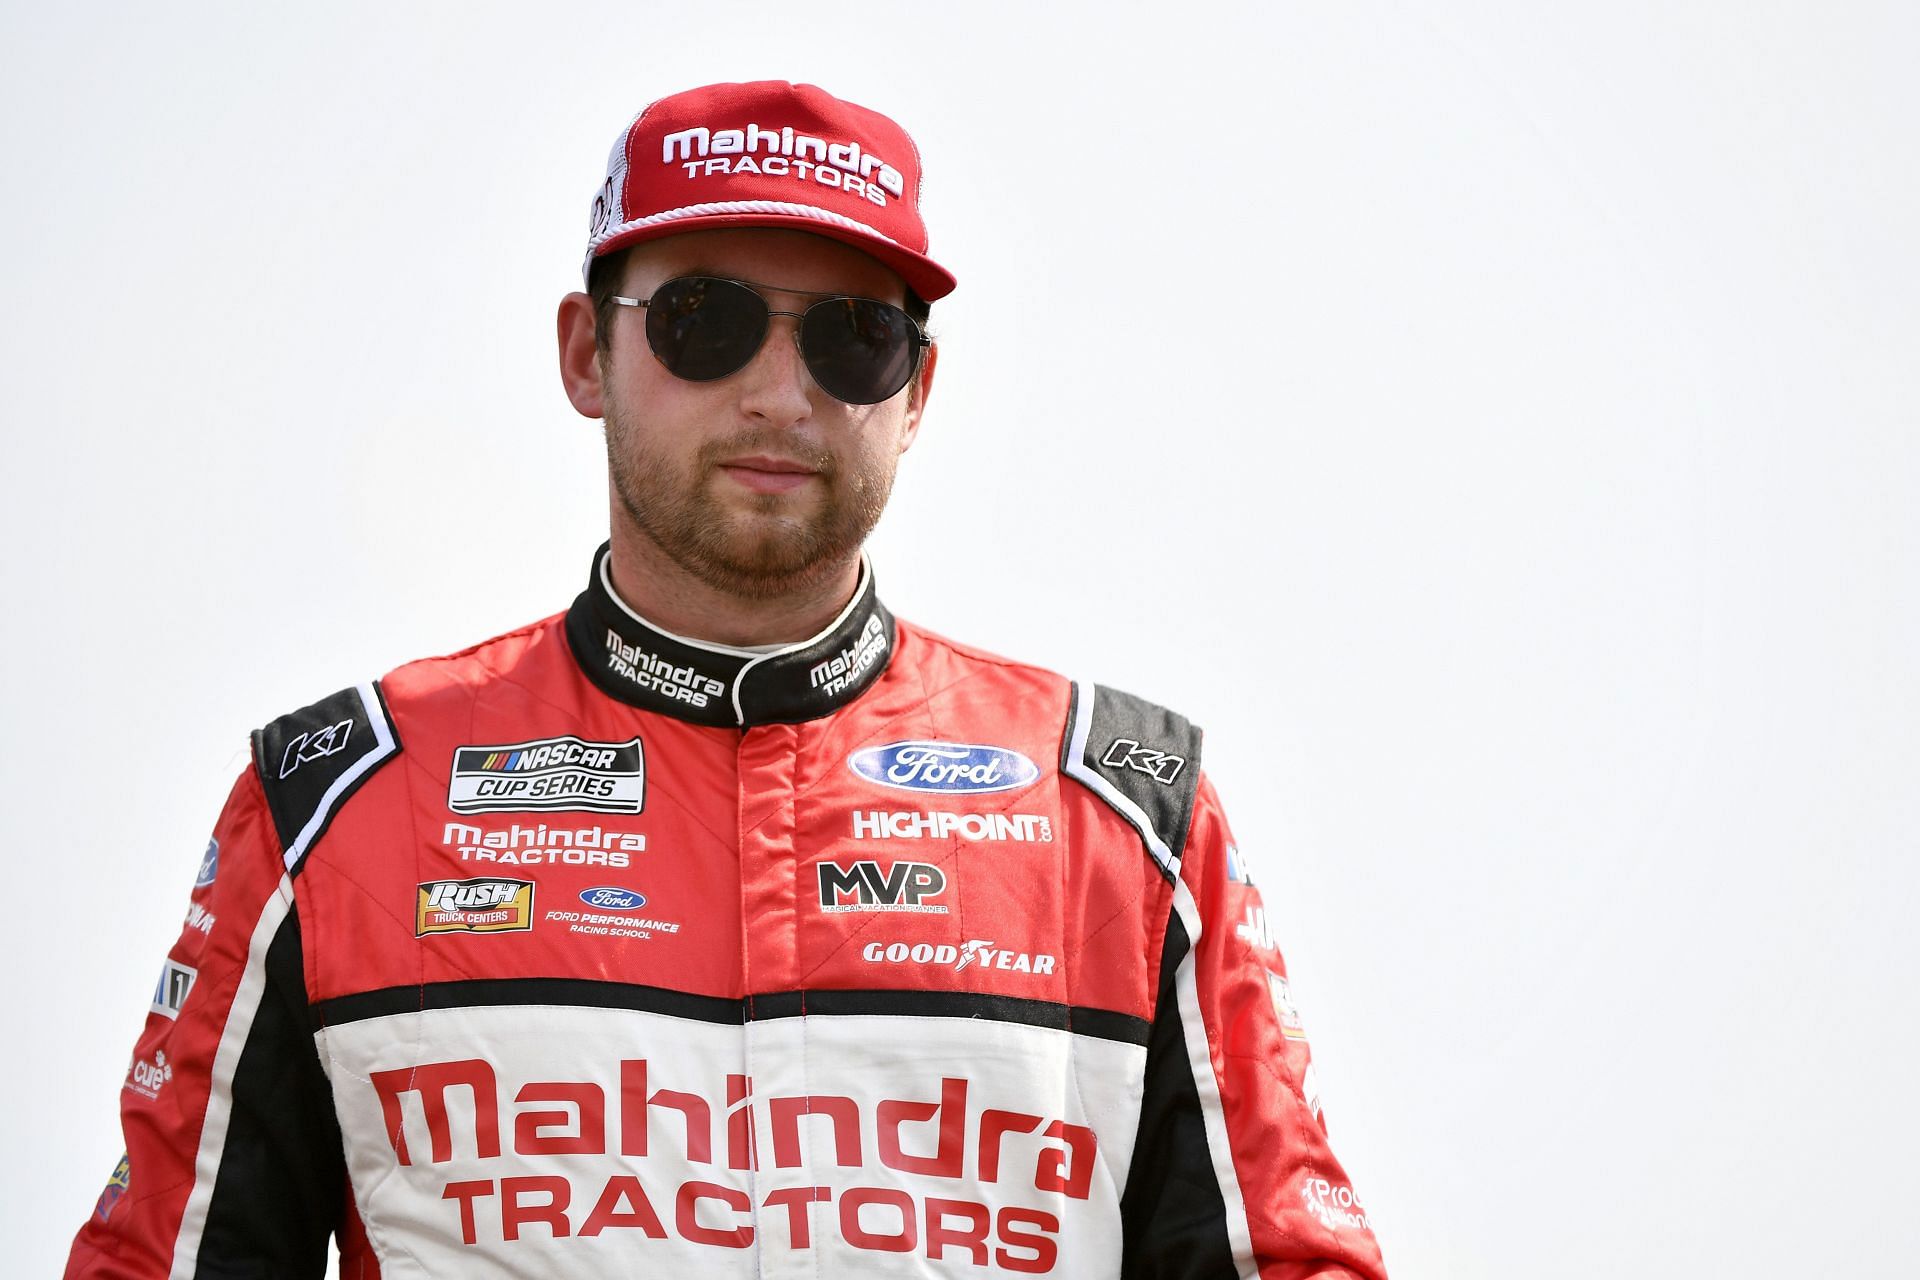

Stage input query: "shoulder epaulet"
[
  {"left": 1060, "top": 680, "right": 1203, "bottom": 884},
  {"left": 251, "top": 681, "right": 402, "bottom": 871}
]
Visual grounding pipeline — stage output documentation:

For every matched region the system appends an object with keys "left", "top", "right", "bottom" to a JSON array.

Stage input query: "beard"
[{"left": 603, "top": 391, "right": 896, "bottom": 601}]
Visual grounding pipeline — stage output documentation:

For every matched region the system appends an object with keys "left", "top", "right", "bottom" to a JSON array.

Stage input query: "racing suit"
[{"left": 68, "top": 543, "right": 1388, "bottom": 1279}]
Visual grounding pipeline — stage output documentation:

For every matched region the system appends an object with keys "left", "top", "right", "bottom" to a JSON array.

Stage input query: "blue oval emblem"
[
  {"left": 193, "top": 838, "right": 219, "bottom": 889},
  {"left": 579, "top": 887, "right": 645, "bottom": 911},
  {"left": 847, "top": 741, "right": 1040, "bottom": 795}
]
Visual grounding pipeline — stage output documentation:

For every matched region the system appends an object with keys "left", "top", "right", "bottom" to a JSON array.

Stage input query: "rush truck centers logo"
[
  {"left": 416, "top": 879, "right": 536, "bottom": 936},
  {"left": 448, "top": 736, "right": 643, "bottom": 815}
]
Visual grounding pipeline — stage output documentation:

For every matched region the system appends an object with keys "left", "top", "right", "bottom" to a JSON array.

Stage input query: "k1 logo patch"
[{"left": 448, "top": 736, "right": 643, "bottom": 815}]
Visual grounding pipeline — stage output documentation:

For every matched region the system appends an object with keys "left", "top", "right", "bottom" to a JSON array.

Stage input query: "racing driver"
[{"left": 67, "top": 80, "right": 1389, "bottom": 1279}]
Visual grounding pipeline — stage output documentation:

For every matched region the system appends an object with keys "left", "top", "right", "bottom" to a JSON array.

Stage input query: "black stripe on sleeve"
[
  {"left": 196, "top": 906, "right": 342, "bottom": 1278},
  {"left": 1119, "top": 909, "right": 1236, "bottom": 1279}
]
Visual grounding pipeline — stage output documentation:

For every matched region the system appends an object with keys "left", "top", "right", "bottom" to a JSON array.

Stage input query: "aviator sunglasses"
[{"left": 611, "top": 275, "right": 929, "bottom": 405}]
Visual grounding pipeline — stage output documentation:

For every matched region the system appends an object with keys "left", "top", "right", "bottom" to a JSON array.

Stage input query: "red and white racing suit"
[{"left": 68, "top": 544, "right": 1388, "bottom": 1278}]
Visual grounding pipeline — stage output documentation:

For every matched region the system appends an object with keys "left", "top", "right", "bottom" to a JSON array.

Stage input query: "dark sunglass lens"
[
  {"left": 643, "top": 277, "right": 768, "bottom": 381},
  {"left": 801, "top": 299, "right": 918, "bottom": 404}
]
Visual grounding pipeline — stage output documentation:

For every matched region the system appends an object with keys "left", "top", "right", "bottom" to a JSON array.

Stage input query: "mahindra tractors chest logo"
[
  {"left": 416, "top": 878, "right": 535, "bottom": 936},
  {"left": 367, "top": 1057, "right": 1091, "bottom": 1261},
  {"left": 847, "top": 741, "right": 1040, "bottom": 795}
]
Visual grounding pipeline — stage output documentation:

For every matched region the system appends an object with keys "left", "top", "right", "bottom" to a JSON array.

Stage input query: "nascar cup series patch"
[{"left": 447, "top": 736, "right": 643, "bottom": 815}]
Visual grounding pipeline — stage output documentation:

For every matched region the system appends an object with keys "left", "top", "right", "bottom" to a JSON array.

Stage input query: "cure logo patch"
[
  {"left": 448, "top": 736, "right": 643, "bottom": 815},
  {"left": 847, "top": 741, "right": 1040, "bottom": 795},
  {"left": 416, "top": 878, "right": 535, "bottom": 936}
]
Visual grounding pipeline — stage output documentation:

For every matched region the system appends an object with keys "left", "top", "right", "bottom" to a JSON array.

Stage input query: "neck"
[{"left": 605, "top": 521, "right": 863, "bottom": 649}]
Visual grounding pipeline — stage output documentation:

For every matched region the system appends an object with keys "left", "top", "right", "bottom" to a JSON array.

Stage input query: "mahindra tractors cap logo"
[
  {"left": 847, "top": 741, "right": 1040, "bottom": 795},
  {"left": 416, "top": 878, "right": 536, "bottom": 936},
  {"left": 448, "top": 736, "right": 644, "bottom": 815}
]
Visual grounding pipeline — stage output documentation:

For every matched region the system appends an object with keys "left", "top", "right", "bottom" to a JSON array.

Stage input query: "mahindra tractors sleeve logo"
[
  {"left": 416, "top": 878, "right": 536, "bottom": 936},
  {"left": 448, "top": 736, "right": 644, "bottom": 815},
  {"left": 847, "top": 742, "right": 1040, "bottom": 795}
]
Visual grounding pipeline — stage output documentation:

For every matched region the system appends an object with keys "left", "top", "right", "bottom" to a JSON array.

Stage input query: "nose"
[{"left": 735, "top": 311, "right": 814, "bottom": 427}]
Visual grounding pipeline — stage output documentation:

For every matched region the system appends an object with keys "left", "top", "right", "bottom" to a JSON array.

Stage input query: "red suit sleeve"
[
  {"left": 65, "top": 766, "right": 346, "bottom": 1278},
  {"left": 1121, "top": 774, "right": 1389, "bottom": 1280}
]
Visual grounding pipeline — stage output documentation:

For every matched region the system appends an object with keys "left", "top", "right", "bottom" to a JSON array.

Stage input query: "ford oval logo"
[
  {"left": 580, "top": 887, "right": 645, "bottom": 911},
  {"left": 847, "top": 741, "right": 1040, "bottom": 795}
]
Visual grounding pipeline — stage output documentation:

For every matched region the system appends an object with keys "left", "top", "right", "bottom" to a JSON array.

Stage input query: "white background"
[{"left": 4, "top": 2, "right": 1915, "bottom": 1276}]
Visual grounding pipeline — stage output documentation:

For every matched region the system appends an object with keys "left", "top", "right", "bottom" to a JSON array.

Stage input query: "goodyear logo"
[
  {"left": 447, "top": 736, "right": 643, "bottom": 815},
  {"left": 416, "top": 878, "right": 536, "bottom": 936}
]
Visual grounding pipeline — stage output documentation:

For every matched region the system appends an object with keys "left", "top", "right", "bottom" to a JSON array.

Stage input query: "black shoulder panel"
[
  {"left": 251, "top": 682, "right": 401, "bottom": 871},
  {"left": 1060, "top": 681, "right": 1204, "bottom": 881}
]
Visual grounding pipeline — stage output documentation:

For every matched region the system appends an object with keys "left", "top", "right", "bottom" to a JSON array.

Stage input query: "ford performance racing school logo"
[
  {"left": 847, "top": 741, "right": 1039, "bottom": 795},
  {"left": 448, "top": 736, "right": 643, "bottom": 815}
]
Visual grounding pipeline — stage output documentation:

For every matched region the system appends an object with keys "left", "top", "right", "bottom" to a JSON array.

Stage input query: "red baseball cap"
[{"left": 582, "top": 81, "right": 957, "bottom": 300}]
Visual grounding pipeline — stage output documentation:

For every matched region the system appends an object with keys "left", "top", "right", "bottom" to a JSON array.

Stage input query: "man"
[{"left": 68, "top": 81, "right": 1388, "bottom": 1278}]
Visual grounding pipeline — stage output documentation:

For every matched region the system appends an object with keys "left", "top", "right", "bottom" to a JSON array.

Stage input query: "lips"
[{"left": 717, "top": 454, "right": 820, "bottom": 495}]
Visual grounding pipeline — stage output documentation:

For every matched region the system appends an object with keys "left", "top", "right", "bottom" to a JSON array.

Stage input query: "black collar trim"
[{"left": 565, "top": 543, "right": 896, "bottom": 727}]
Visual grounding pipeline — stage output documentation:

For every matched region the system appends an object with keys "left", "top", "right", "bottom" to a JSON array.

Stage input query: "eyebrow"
[{"left": 672, "top": 269, "right": 890, "bottom": 304}]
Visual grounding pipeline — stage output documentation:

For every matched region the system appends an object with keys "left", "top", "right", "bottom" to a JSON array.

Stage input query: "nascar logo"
[{"left": 447, "top": 736, "right": 644, "bottom": 815}]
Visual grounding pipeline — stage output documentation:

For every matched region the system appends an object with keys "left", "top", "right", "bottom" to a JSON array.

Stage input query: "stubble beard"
[{"left": 603, "top": 393, "right": 895, "bottom": 602}]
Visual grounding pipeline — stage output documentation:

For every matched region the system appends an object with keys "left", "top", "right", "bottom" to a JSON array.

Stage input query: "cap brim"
[{"left": 586, "top": 211, "right": 957, "bottom": 301}]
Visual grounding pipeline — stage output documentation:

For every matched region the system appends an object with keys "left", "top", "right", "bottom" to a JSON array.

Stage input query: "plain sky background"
[{"left": 4, "top": 2, "right": 1915, "bottom": 1276}]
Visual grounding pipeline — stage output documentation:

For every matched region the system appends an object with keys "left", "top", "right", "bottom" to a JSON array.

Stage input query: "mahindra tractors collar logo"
[
  {"left": 817, "top": 860, "right": 948, "bottom": 914},
  {"left": 1101, "top": 737, "right": 1186, "bottom": 785},
  {"left": 448, "top": 736, "right": 644, "bottom": 815},
  {"left": 368, "top": 1058, "right": 1087, "bottom": 1263},
  {"left": 847, "top": 742, "right": 1040, "bottom": 795},
  {"left": 280, "top": 716, "right": 353, "bottom": 778},
  {"left": 416, "top": 878, "right": 536, "bottom": 936}
]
